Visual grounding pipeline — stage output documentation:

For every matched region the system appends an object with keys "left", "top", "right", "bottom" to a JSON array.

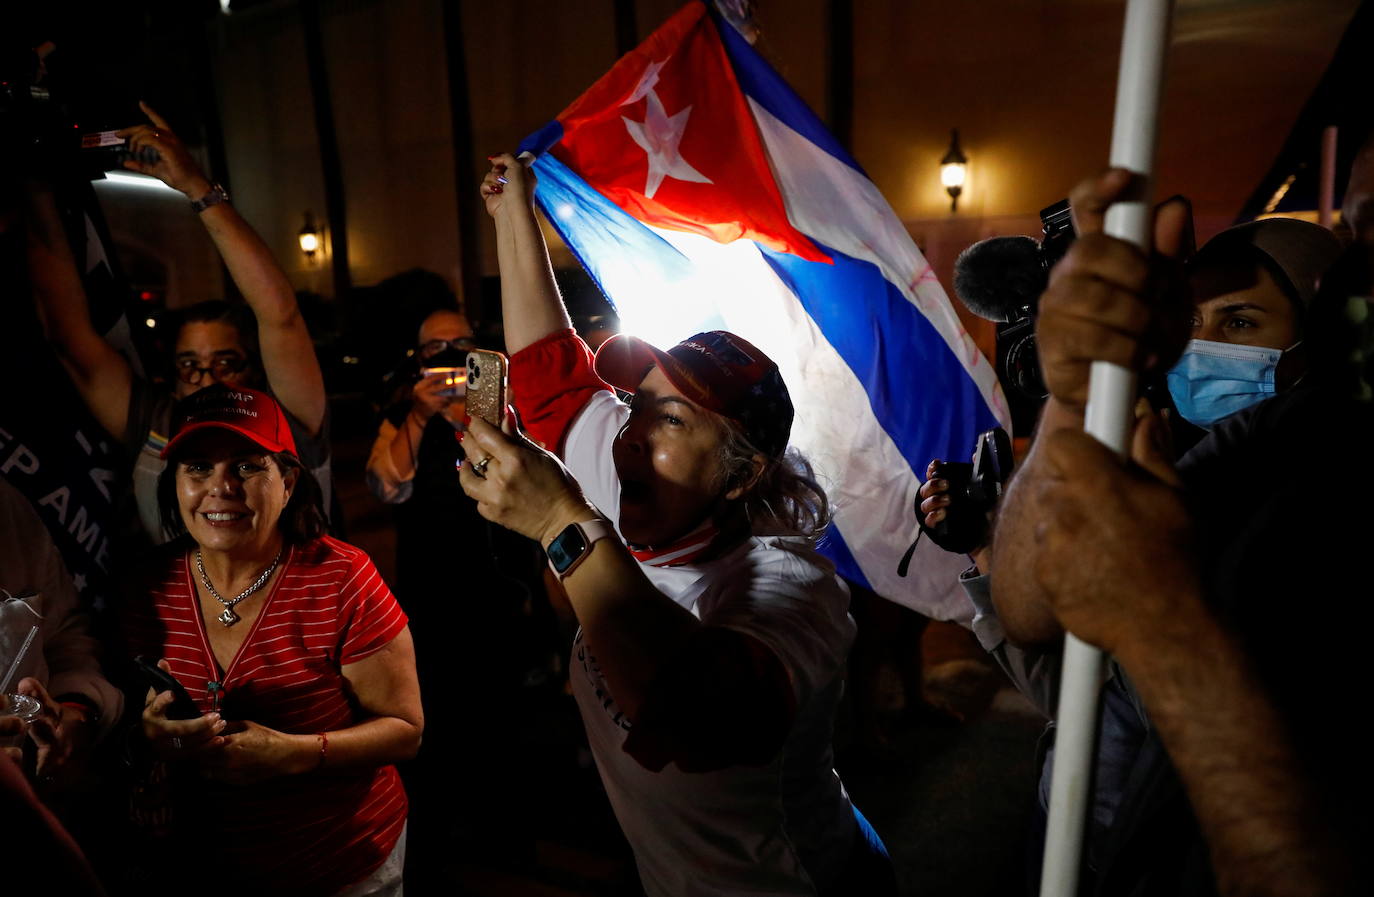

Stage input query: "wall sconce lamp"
[
  {"left": 940, "top": 129, "right": 968, "bottom": 213},
  {"left": 298, "top": 211, "right": 322, "bottom": 262}
]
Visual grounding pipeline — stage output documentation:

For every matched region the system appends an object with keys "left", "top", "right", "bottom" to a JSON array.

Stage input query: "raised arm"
[
  {"left": 24, "top": 181, "right": 134, "bottom": 442},
  {"left": 118, "top": 102, "right": 326, "bottom": 435},
  {"left": 365, "top": 373, "right": 459, "bottom": 504},
  {"left": 480, "top": 153, "right": 572, "bottom": 354}
]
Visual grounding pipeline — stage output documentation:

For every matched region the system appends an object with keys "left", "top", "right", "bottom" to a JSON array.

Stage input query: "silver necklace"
[{"left": 196, "top": 548, "right": 283, "bottom": 627}]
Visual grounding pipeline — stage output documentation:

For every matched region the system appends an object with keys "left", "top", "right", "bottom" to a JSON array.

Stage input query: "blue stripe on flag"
[
  {"left": 528, "top": 154, "right": 697, "bottom": 287},
  {"left": 758, "top": 242, "right": 1001, "bottom": 473},
  {"left": 708, "top": 6, "right": 864, "bottom": 177},
  {"left": 518, "top": 120, "right": 566, "bottom": 158},
  {"left": 819, "top": 523, "right": 871, "bottom": 592}
]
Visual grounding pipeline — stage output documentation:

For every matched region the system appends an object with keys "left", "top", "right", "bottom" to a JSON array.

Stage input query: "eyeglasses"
[
  {"left": 175, "top": 355, "right": 250, "bottom": 385},
  {"left": 417, "top": 337, "right": 476, "bottom": 360}
]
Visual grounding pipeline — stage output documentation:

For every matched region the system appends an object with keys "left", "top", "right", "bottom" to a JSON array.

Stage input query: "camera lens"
[{"left": 471, "top": 364, "right": 481, "bottom": 380}]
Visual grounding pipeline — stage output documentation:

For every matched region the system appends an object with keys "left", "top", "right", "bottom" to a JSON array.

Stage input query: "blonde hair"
[{"left": 715, "top": 419, "right": 831, "bottom": 541}]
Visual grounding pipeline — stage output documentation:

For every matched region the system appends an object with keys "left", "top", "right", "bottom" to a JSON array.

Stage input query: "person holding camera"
[
  {"left": 365, "top": 306, "right": 550, "bottom": 878},
  {"left": 367, "top": 307, "right": 476, "bottom": 506},
  {"left": 25, "top": 102, "right": 334, "bottom": 545}
]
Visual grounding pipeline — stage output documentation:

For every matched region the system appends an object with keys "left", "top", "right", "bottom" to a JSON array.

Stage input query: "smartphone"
[
  {"left": 134, "top": 656, "right": 201, "bottom": 720},
  {"left": 419, "top": 366, "right": 467, "bottom": 398},
  {"left": 465, "top": 349, "right": 509, "bottom": 428}
]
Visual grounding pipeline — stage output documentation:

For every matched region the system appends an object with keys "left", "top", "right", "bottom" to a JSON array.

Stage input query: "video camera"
[
  {"left": 898, "top": 427, "right": 1014, "bottom": 572},
  {"left": 952, "top": 200, "right": 1077, "bottom": 434},
  {"left": 996, "top": 200, "right": 1075, "bottom": 402}
]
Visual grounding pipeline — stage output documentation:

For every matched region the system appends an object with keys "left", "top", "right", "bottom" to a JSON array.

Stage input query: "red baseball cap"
[
  {"left": 594, "top": 330, "right": 794, "bottom": 458},
  {"left": 161, "top": 383, "right": 298, "bottom": 459}
]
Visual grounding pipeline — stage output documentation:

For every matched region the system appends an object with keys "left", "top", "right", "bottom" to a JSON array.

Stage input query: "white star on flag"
[
  {"left": 622, "top": 89, "right": 713, "bottom": 199},
  {"left": 622, "top": 58, "right": 667, "bottom": 106}
]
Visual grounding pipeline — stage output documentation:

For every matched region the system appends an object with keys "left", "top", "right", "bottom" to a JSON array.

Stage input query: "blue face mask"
[{"left": 1167, "top": 339, "right": 1283, "bottom": 430}]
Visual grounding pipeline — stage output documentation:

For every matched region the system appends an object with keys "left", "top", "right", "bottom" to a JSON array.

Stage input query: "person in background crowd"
[
  {"left": 467, "top": 153, "right": 894, "bottom": 896},
  {"left": 24, "top": 102, "right": 334, "bottom": 545},
  {"left": 366, "top": 306, "right": 551, "bottom": 877},
  {"left": 124, "top": 384, "right": 421, "bottom": 897},
  {"left": 1164, "top": 216, "right": 1340, "bottom": 436},
  {"left": 1, "top": 476, "right": 123, "bottom": 789}
]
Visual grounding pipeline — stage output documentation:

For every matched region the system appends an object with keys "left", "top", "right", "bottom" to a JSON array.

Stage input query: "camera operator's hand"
[
  {"left": 920, "top": 459, "right": 991, "bottom": 569},
  {"left": 116, "top": 102, "right": 212, "bottom": 200},
  {"left": 411, "top": 371, "right": 457, "bottom": 422},
  {"left": 1037, "top": 169, "right": 1192, "bottom": 413},
  {"left": 919, "top": 459, "right": 953, "bottom": 528}
]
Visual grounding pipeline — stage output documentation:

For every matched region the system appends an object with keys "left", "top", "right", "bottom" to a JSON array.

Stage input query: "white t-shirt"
[{"left": 564, "top": 390, "right": 858, "bottom": 896}]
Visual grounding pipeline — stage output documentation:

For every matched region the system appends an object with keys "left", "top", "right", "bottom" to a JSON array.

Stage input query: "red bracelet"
[{"left": 316, "top": 731, "right": 328, "bottom": 770}]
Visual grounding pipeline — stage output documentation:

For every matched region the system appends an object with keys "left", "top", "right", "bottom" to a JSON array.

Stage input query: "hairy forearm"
[
  {"left": 1117, "top": 606, "right": 1351, "bottom": 896},
  {"left": 492, "top": 203, "right": 572, "bottom": 355},
  {"left": 989, "top": 399, "right": 1083, "bottom": 645}
]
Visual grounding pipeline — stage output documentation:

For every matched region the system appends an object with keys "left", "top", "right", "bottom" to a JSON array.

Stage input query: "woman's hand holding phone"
[{"left": 139, "top": 658, "right": 225, "bottom": 759}]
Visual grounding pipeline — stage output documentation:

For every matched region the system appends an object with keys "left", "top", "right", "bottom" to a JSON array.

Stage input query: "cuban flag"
[{"left": 518, "top": 1, "right": 1008, "bottom": 619}]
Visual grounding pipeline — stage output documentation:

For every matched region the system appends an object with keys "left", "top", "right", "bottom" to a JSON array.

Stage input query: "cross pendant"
[{"left": 217, "top": 606, "right": 240, "bottom": 627}]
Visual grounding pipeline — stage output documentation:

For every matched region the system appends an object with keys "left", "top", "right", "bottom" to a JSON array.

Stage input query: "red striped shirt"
[{"left": 124, "top": 536, "right": 409, "bottom": 896}]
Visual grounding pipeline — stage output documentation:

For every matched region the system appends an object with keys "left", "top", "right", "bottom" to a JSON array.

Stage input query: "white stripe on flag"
[
  {"left": 641, "top": 226, "right": 975, "bottom": 622},
  {"left": 748, "top": 100, "right": 1010, "bottom": 431}
]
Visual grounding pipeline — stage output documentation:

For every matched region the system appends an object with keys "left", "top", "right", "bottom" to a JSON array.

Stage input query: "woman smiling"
[{"left": 124, "top": 384, "right": 421, "bottom": 896}]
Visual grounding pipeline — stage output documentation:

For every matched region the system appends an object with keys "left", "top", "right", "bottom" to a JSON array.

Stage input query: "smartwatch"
[
  {"left": 190, "top": 183, "right": 230, "bottom": 213},
  {"left": 546, "top": 518, "right": 616, "bottom": 581}
]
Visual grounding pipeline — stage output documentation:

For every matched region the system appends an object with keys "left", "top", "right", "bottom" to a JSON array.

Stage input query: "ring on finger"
[{"left": 471, "top": 456, "right": 492, "bottom": 478}]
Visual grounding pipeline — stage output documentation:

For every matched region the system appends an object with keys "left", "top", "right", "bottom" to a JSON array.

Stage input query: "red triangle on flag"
[{"left": 550, "top": 2, "right": 829, "bottom": 264}]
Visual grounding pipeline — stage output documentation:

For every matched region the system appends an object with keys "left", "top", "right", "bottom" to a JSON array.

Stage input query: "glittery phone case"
[{"left": 465, "top": 349, "right": 509, "bottom": 428}]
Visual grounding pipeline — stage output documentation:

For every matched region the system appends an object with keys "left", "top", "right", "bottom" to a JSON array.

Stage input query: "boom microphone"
[{"left": 951, "top": 235, "right": 1045, "bottom": 323}]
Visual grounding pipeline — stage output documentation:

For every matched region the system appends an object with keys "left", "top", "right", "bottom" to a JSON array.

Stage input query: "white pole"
[{"left": 1038, "top": 1, "right": 1174, "bottom": 895}]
